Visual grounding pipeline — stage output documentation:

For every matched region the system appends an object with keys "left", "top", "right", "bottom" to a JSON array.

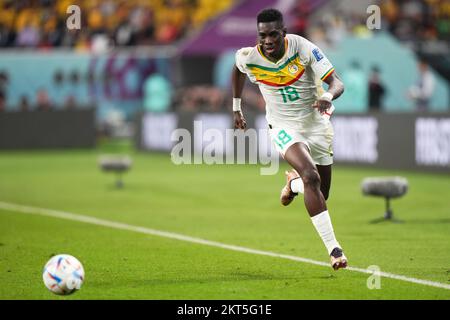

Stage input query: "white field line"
[{"left": 1, "top": 201, "right": 449, "bottom": 291}]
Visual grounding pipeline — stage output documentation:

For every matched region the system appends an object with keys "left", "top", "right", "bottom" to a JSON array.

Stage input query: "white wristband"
[
  {"left": 320, "top": 92, "right": 333, "bottom": 102},
  {"left": 232, "top": 98, "right": 242, "bottom": 112}
]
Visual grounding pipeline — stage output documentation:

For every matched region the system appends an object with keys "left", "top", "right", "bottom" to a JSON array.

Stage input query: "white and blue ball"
[{"left": 42, "top": 254, "right": 85, "bottom": 295}]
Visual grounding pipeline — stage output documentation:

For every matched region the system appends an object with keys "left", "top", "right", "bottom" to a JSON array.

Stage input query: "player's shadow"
[
  {"left": 128, "top": 272, "right": 305, "bottom": 287},
  {"left": 227, "top": 271, "right": 300, "bottom": 281},
  {"left": 401, "top": 218, "right": 450, "bottom": 224},
  {"left": 314, "top": 274, "right": 338, "bottom": 280}
]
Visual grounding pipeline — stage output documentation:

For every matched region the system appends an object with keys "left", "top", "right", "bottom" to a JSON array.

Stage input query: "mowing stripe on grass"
[{"left": 1, "top": 201, "right": 449, "bottom": 291}]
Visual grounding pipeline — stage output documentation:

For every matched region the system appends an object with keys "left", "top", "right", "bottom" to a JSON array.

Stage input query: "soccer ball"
[{"left": 42, "top": 254, "right": 85, "bottom": 295}]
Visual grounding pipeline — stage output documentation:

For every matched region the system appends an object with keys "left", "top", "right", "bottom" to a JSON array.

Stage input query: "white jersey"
[{"left": 235, "top": 34, "right": 335, "bottom": 133}]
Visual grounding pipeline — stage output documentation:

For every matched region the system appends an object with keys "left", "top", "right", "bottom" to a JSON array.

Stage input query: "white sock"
[
  {"left": 311, "top": 210, "right": 341, "bottom": 255},
  {"left": 290, "top": 178, "right": 304, "bottom": 194}
]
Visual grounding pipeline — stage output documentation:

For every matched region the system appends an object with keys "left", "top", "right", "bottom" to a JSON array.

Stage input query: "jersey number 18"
[{"left": 278, "top": 86, "right": 300, "bottom": 103}]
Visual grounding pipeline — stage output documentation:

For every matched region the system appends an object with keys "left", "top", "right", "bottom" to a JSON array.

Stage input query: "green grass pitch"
[{"left": 0, "top": 143, "right": 449, "bottom": 299}]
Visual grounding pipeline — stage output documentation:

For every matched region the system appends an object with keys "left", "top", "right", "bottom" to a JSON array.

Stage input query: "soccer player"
[{"left": 231, "top": 8, "right": 347, "bottom": 270}]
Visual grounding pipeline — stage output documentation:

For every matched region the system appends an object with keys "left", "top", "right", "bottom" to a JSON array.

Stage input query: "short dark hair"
[{"left": 257, "top": 8, "right": 283, "bottom": 25}]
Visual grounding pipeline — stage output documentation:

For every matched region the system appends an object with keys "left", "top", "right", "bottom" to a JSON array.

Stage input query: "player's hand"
[
  {"left": 233, "top": 111, "right": 247, "bottom": 130},
  {"left": 312, "top": 99, "right": 332, "bottom": 115}
]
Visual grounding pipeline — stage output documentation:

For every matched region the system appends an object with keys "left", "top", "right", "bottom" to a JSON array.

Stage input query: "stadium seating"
[{"left": 0, "top": 0, "right": 236, "bottom": 48}]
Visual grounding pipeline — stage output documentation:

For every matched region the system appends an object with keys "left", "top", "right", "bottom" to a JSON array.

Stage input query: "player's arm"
[
  {"left": 313, "top": 72, "right": 345, "bottom": 114},
  {"left": 232, "top": 65, "right": 247, "bottom": 129}
]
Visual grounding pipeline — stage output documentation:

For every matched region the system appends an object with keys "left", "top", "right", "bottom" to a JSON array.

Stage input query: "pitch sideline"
[{"left": 1, "top": 201, "right": 449, "bottom": 291}]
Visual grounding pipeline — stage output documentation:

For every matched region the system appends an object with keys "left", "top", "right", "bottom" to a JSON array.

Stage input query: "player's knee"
[{"left": 301, "top": 169, "right": 321, "bottom": 188}]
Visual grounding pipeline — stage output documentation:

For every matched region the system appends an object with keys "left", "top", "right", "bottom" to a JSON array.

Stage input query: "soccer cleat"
[
  {"left": 330, "top": 247, "right": 348, "bottom": 270},
  {"left": 280, "top": 169, "right": 300, "bottom": 206}
]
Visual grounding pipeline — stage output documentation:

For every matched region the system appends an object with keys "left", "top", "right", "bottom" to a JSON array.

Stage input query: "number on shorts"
[{"left": 277, "top": 129, "right": 292, "bottom": 147}]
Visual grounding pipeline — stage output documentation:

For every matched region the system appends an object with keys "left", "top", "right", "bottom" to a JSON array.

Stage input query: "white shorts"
[{"left": 269, "top": 123, "right": 334, "bottom": 166}]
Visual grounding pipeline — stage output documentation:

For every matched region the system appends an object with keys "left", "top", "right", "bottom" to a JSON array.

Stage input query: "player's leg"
[
  {"left": 284, "top": 143, "right": 347, "bottom": 270},
  {"left": 273, "top": 127, "right": 331, "bottom": 206},
  {"left": 281, "top": 145, "right": 332, "bottom": 203},
  {"left": 280, "top": 169, "right": 301, "bottom": 206},
  {"left": 283, "top": 142, "right": 326, "bottom": 216},
  {"left": 316, "top": 164, "right": 332, "bottom": 200},
  {"left": 272, "top": 128, "right": 304, "bottom": 206},
  {"left": 287, "top": 164, "right": 330, "bottom": 200},
  {"left": 289, "top": 174, "right": 304, "bottom": 194}
]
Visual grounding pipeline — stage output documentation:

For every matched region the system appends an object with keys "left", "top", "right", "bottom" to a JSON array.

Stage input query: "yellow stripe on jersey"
[
  {"left": 246, "top": 53, "right": 305, "bottom": 87},
  {"left": 321, "top": 67, "right": 335, "bottom": 81}
]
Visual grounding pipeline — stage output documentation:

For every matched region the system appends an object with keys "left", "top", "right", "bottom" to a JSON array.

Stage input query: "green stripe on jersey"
[{"left": 246, "top": 53, "right": 299, "bottom": 72}]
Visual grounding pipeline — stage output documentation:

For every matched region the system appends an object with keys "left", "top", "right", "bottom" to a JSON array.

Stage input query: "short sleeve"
[
  {"left": 309, "top": 45, "right": 335, "bottom": 82},
  {"left": 235, "top": 47, "right": 252, "bottom": 74}
]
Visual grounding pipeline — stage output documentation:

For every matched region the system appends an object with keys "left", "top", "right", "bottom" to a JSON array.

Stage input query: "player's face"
[{"left": 257, "top": 21, "right": 286, "bottom": 60}]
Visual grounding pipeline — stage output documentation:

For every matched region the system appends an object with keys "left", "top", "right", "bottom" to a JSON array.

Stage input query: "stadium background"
[{"left": 0, "top": 0, "right": 449, "bottom": 300}]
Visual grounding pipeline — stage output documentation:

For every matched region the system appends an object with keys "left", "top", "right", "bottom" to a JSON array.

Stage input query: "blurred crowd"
[
  {"left": 304, "top": 0, "right": 450, "bottom": 50},
  {"left": 0, "top": 0, "right": 446, "bottom": 116},
  {"left": 173, "top": 83, "right": 265, "bottom": 113},
  {"left": 382, "top": 0, "right": 450, "bottom": 42},
  {"left": 0, "top": 0, "right": 235, "bottom": 50}
]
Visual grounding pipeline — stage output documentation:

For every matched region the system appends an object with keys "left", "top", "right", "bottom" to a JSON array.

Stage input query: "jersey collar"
[{"left": 257, "top": 38, "right": 288, "bottom": 64}]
